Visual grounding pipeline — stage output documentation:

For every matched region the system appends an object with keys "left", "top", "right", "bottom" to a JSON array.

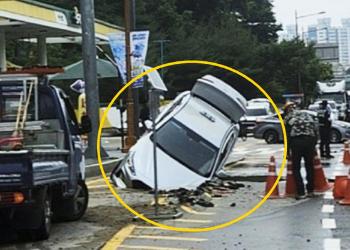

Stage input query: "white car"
[
  {"left": 111, "top": 75, "right": 247, "bottom": 191},
  {"left": 239, "top": 102, "right": 273, "bottom": 133}
]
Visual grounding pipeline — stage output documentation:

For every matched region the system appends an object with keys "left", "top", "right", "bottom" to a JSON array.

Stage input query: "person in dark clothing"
[
  {"left": 317, "top": 100, "right": 333, "bottom": 158},
  {"left": 139, "top": 103, "right": 150, "bottom": 134},
  {"left": 285, "top": 109, "right": 318, "bottom": 200}
]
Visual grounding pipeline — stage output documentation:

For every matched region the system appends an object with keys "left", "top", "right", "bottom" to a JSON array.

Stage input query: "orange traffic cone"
[
  {"left": 264, "top": 156, "right": 280, "bottom": 198},
  {"left": 313, "top": 153, "right": 333, "bottom": 193},
  {"left": 343, "top": 141, "right": 350, "bottom": 165},
  {"left": 339, "top": 168, "right": 350, "bottom": 205},
  {"left": 333, "top": 175, "right": 348, "bottom": 199},
  {"left": 284, "top": 159, "right": 296, "bottom": 197}
]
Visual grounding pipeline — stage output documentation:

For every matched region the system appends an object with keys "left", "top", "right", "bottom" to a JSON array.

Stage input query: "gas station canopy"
[
  {"left": 0, "top": 0, "right": 124, "bottom": 72},
  {"left": 0, "top": 0, "right": 122, "bottom": 41}
]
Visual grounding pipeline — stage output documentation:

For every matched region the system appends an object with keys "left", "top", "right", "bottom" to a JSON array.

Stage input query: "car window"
[
  {"left": 246, "top": 108, "right": 268, "bottom": 116},
  {"left": 154, "top": 119, "right": 218, "bottom": 177}
]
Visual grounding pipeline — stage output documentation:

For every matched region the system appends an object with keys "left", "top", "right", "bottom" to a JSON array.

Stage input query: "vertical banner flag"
[{"left": 108, "top": 31, "right": 150, "bottom": 88}]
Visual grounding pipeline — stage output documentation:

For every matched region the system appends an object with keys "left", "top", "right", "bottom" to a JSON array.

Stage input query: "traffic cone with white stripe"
[
  {"left": 333, "top": 175, "right": 348, "bottom": 199},
  {"left": 313, "top": 153, "right": 333, "bottom": 193},
  {"left": 264, "top": 156, "right": 281, "bottom": 198},
  {"left": 339, "top": 168, "right": 350, "bottom": 205},
  {"left": 343, "top": 141, "right": 350, "bottom": 165},
  {"left": 284, "top": 159, "right": 296, "bottom": 197}
]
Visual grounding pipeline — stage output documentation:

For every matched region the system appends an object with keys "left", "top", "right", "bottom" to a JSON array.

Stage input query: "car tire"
[
  {"left": 264, "top": 130, "right": 279, "bottom": 144},
  {"left": 31, "top": 189, "right": 52, "bottom": 241},
  {"left": 330, "top": 129, "right": 341, "bottom": 143},
  {"left": 53, "top": 180, "right": 88, "bottom": 222}
]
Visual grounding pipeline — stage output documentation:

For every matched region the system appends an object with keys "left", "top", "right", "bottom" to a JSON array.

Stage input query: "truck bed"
[{"left": 0, "top": 149, "right": 69, "bottom": 189}]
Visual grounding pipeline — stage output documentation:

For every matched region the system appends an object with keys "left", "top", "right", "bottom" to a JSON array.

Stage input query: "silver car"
[{"left": 253, "top": 113, "right": 350, "bottom": 144}]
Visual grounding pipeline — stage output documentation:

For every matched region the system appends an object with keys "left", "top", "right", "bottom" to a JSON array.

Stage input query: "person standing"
[
  {"left": 286, "top": 109, "right": 318, "bottom": 199},
  {"left": 318, "top": 100, "right": 333, "bottom": 158}
]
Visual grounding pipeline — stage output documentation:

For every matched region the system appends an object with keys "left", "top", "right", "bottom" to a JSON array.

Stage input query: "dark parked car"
[{"left": 253, "top": 112, "right": 350, "bottom": 144}]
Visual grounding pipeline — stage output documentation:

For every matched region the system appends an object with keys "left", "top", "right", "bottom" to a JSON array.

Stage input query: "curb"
[{"left": 85, "top": 158, "right": 123, "bottom": 178}]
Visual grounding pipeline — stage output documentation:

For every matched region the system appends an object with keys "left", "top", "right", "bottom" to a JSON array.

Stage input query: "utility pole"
[
  {"left": 80, "top": 0, "right": 100, "bottom": 158},
  {"left": 124, "top": 0, "right": 137, "bottom": 150}
]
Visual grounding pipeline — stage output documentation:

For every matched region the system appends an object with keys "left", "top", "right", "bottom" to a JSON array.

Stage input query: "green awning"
[{"left": 50, "top": 58, "right": 119, "bottom": 81}]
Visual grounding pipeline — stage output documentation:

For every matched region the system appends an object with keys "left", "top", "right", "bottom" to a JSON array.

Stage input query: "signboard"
[{"left": 108, "top": 31, "right": 150, "bottom": 88}]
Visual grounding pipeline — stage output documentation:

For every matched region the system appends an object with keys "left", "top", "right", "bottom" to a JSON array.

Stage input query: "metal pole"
[
  {"left": 37, "top": 35, "right": 47, "bottom": 66},
  {"left": 80, "top": 0, "right": 101, "bottom": 158},
  {"left": 124, "top": 0, "right": 137, "bottom": 150},
  {"left": 0, "top": 30, "right": 6, "bottom": 72},
  {"left": 130, "top": 0, "right": 140, "bottom": 139},
  {"left": 295, "top": 10, "right": 299, "bottom": 39},
  {"left": 150, "top": 89, "right": 159, "bottom": 215}
]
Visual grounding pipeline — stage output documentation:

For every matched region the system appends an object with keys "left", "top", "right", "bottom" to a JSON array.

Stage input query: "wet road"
[{"left": 1, "top": 137, "right": 349, "bottom": 249}]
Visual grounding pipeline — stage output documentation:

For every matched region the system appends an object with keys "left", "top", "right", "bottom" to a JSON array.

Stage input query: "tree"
[{"left": 253, "top": 39, "right": 333, "bottom": 103}]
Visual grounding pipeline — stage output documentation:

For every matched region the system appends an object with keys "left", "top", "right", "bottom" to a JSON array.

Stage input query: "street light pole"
[
  {"left": 295, "top": 10, "right": 299, "bottom": 38},
  {"left": 295, "top": 10, "right": 326, "bottom": 38},
  {"left": 294, "top": 10, "right": 326, "bottom": 94}
]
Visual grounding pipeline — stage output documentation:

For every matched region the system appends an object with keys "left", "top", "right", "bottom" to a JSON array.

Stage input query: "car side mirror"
[{"left": 79, "top": 115, "right": 92, "bottom": 134}]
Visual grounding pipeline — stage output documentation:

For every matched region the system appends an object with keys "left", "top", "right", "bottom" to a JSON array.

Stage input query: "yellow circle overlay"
[{"left": 97, "top": 60, "right": 287, "bottom": 233}]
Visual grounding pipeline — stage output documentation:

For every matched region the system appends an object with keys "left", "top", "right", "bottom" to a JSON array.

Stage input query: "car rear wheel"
[
  {"left": 53, "top": 180, "right": 88, "bottom": 222},
  {"left": 31, "top": 189, "right": 52, "bottom": 241},
  {"left": 330, "top": 129, "right": 341, "bottom": 143},
  {"left": 264, "top": 130, "right": 279, "bottom": 144}
]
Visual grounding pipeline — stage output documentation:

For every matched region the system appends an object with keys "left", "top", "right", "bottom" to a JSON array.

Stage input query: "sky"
[{"left": 272, "top": 0, "right": 350, "bottom": 31}]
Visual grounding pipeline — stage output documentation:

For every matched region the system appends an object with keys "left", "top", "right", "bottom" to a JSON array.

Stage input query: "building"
[
  {"left": 278, "top": 24, "right": 297, "bottom": 42},
  {"left": 314, "top": 43, "right": 339, "bottom": 64}
]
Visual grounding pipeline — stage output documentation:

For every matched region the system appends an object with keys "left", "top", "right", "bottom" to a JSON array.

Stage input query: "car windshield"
[
  {"left": 154, "top": 119, "right": 218, "bottom": 177},
  {"left": 246, "top": 108, "right": 268, "bottom": 116}
]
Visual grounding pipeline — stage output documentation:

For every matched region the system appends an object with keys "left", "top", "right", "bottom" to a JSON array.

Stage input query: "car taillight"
[{"left": 0, "top": 192, "right": 24, "bottom": 204}]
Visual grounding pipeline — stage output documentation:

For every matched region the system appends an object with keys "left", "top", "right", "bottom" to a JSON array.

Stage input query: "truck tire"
[
  {"left": 54, "top": 180, "right": 88, "bottom": 222},
  {"left": 31, "top": 189, "right": 52, "bottom": 241}
]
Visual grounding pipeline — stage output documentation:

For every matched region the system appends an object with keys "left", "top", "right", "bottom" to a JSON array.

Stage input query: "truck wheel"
[
  {"left": 55, "top": 180, "right": 88, "bottom": 222},
  {"left": 70, "top": 180, "right": 89, "bottom": 221},
  {"left": 264, "top": 130, "right": 278, "bottom": 144},
  {"left": 32, "top": 190, "right": 52, "bottom": 241}
]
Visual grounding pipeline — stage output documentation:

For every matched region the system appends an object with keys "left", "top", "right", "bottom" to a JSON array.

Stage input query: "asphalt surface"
[{"left": 1, "top": 137, "right": 349, "bottom": 250}]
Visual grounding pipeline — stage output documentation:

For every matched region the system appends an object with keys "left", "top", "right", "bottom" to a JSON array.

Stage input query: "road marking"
[
  {"left": 322, "top": 204, "right": 334, "bottom": 213},
  {"left": 135, "top": 226, "right": 168, "bottom": 230},
  {"left": 86, "top": 178, "right": 104, "bottom": 185},
  {"left": 174, "top": 218, "right": 212, "bottom": 224},
  {"left": 322, "top": 218, "right": 336, "bottom": 229},
  {"left": 119, "top": 245, "right": 188, "bottom": 250},
  {"left": 324, "top": 191, "right": 334, "bottom": 200},
  {"left": 87, "top": 184, "right": 109, "bottom": 189},
  {"left": 180, "top": 205, "right": 215, "bottom": 215},
  {"left": 324, "top": 238, "right": 341, "bottom": 250},
  {"left": 128, "top": 235, "right": 207, "bottom": 242},
  {"left": 102, "top": 224, "right": 135, "bottom": 250}
]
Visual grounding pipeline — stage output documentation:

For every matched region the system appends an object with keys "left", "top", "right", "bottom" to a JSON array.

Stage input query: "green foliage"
[{"left": 9, "top": 0, "right": 332, "bottom": 102}]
